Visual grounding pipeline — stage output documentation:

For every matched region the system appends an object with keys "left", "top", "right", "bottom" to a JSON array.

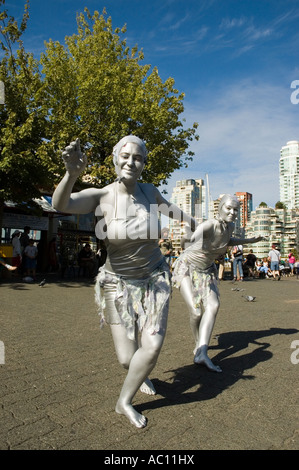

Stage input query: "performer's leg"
[
  {"left": 179, "top": 275, "right": 202, "bottom": 347},
  {"left": 180, "top": 276, "right": 221, "bottom": 372},
  {"left": 194, "top": 285, "right": 221, "bottom": 372},
  {"left": 105, "top": 281, "right": 156, "bottom": 398},
  {"left": 109, "top": 323, "right": 138, "bottom": 368},
  {"left": 114, "top": 325, "right": 166, "bottom": 428},
  {"left": 109, "top": 323, "right": 156, "bottom": 395}
]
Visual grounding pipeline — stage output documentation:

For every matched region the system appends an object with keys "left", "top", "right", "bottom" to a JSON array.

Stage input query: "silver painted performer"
[
  {"left": 172, "top": 194, "right": 263, "bottom": 373},
  {"left": 52, "top": 136, "right": 195, "bottom": 428}
]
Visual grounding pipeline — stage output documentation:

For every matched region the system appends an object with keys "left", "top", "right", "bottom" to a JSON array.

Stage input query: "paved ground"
[{"left": 0, "top": 272, "right": 298, "bottom": 451}]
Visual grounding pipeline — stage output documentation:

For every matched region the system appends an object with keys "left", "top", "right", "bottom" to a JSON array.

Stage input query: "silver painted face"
[
  {"left": 219, "top": 199, "right": 239, "bottom": 222},
  {"left": 116, "top": 142, "right": 145, "bottom": 181}
]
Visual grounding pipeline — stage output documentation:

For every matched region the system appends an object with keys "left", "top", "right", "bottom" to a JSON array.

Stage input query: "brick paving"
[{"left": 0, "top": 273, "right": 298, "bottom": 450}]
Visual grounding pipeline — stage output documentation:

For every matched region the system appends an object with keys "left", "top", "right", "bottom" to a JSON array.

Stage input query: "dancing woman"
[
  {"left": 172, "top": 194, "right": 263, "bottom": 372},
  {"left": 52, "top": 135, "right": 195, "bottom": 427}
]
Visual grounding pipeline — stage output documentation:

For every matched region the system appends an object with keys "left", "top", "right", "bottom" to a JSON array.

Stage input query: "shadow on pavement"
[{"left": 138, "top": 327, "right": 298, "bottom": 413}]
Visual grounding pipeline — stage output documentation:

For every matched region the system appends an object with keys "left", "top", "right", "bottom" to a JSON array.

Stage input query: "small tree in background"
[
  {"left": 1, "top": 2, "right": 198, "bottom": 211},
  {"left": 0, "top": 0, "right": 51, "bottom": 230},
  {"left": 0, "top": 2, "right": 199, "bottom": 235},
  {"left": 40, "top": 8, "right": 199, "bottom": 187},
  {"left": 275, "top": 201, "right": 287, "bottom": 210}
]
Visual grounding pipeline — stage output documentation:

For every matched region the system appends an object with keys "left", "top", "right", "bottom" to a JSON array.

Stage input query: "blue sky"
[{"left": 3, "top": 0, "right": 299, "bottom": 208}]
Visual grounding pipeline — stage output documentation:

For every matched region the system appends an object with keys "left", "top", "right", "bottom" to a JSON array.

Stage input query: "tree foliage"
[
  {"left": 0, "top": 1, "right": 199, "bottom": 208},
  {"left": 275, "top": 201, "right": 287, "bottom": 210},
  {"left": 40, "top": 8, "right": 199, "bottom": 187},
  {"left": 0, "top": 0, "right": 51, "bottom": 205}
]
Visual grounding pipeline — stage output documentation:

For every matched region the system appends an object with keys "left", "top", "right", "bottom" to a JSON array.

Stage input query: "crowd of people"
[
  {"left": 1, "top": 226, "right": 106, "bottom": 281},
  {"left": 216, "top": 244, "right": 299, "bottom": 281},
  {"left": 7, "top": 228, "right": 297, "bottom": 284},
  {"left": 10, "top": 226, "right": 39, "bottom": 280},
  {"left": 157, "top": 237, "right": 299, "bottom": 282}
]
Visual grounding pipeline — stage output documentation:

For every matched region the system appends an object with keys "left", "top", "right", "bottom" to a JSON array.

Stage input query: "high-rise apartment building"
[
  {"left": 170, "top": 178, "right": 206, "bottom": 219},
  {"left": 235, "top": 192, "right": 252, "bottom": 227},
  {"left": 168, "top": 178, "right": 206, "bottom": 251},
  {"left": 245, "top": 205, "right": 299, "bottom": 259},
  {"left": 279, "top": 140, "right": 299, "bottom": 209}
]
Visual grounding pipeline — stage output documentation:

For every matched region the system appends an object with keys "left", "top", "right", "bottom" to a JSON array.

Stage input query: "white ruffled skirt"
[{"left": 94, "top": 261, "right": 171, "bottom": 340}]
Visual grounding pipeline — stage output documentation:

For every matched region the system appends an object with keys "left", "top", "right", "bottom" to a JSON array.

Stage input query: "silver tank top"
[
  {"left": 101, "top": 182, "right": 164, "bottom": 279},
  {"left": 182, "top": 219, "right": 233, "bottom": 271}
]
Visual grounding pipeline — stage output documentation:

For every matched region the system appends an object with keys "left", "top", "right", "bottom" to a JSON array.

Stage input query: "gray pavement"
[{"left": 0, "top": 272, "right": 298, "bottom": 451}]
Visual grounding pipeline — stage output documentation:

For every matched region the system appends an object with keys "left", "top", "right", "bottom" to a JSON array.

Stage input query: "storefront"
[{"left": 1, "top": 197, "right": 97, "bottom": 274}]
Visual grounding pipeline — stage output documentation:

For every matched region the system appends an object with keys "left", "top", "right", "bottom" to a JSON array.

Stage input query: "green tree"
[
  {"left": 259, "top": 201, "right": 268, "bottom": 207},
  {"left": 275, "top": 201, "right": 286, "bottom": 210},
  {"left": 40, "top": 8, "right": 199, "bottom": 187},
  {"left": 0, "top": 0, "right": 51, "bottom": 197},
  {"left": 0, "top": 2, "right": 198, "bottom": 235},
  {"left": 0, "top": 0, "right": 52, "bottom": 230}
]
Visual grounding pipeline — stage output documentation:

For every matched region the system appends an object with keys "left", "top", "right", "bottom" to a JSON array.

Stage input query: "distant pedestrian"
[
  {"left": 268, "top": 245, "right": 281, "bottom": 280},
  {"left": 159, "top": 238, "right": 173, "bottom": 266},
  {"left": 48, "top": 237, "right": 59, "bottom": 272},
  {"left": 78, "top": 243, "right": 96, "bottom": 277},
  {"left": 232, "top": 244, "right": 244, "bottom": 281},
  {"left": 245, "top": 249, "right": 257, "bottom": 278},
  {"left": 24, "top": 239, "right": 38, "bottom": 280},
  {"left": 20, "top": 226, "right": 31, "bottom": 274},
  {"left": 288, "top": 252, "right": 296, "bottom": 275},
  {"left": 11, "top": 230, "right": 22, "bottom": 270},
  {"left": 20, "top": 226, "right": 31, "bottom": 253}
]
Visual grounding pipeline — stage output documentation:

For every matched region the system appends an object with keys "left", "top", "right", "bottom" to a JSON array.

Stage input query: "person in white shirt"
[
  {"left": 268, "top": 244, "right": 281, "bottom": 280},
  {"left": 232, "top": 244, "right": 244, "bottom": 281},
  {"left": 24, "top": 239, "right": 38, "bottom": 280},
  {"left": 12, "top": 230, "right": 22, "bottom": 269}
]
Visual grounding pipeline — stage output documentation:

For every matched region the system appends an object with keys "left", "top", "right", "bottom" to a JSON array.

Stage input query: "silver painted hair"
[
  {"left": 218, "top": 194, "right": 239, "bottom": 212},
  {"left": 112, "top": 135, "right": 147, "bottom": 165}
]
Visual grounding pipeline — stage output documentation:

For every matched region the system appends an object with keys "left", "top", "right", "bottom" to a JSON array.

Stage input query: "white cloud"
[
  {"left": 242, "top": 25, "right": 273, "bottom": 43},
  {"left": 161, "top": 79, "right": 299, "bottom": 210},
  {"left": 220, "top": 17, "right": 246, "bottom": 29}
]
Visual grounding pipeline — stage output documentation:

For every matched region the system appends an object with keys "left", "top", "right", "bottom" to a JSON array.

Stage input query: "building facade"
[
  {"left": 235, "top": 192, "right": 253, "bottom": 227},
  {"left": 245, "top": 205, "right": 299, "bottom": 259},
  {"left": 279, "top": 140, "right": 299, "bottom": 209},
  {"left": 168, "top": 178, "right": 206, "bottom": 252}
]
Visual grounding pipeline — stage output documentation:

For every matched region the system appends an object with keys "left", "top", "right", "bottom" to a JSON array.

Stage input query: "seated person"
[{"left": 256, "top": 258, "right": 272, "bottom": 277}]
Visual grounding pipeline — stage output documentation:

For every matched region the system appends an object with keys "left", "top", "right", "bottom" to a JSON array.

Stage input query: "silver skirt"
[{"left": 94, "top": 261, "right": 171, "bottom": 340}]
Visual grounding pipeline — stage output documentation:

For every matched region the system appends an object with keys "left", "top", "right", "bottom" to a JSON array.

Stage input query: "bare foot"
[
  {"left": 140, "top": 378, "right": 156, "bottom": 395},
  {"left": 115, "top": 401, "right": 147, "bottom": 428},
  {"left": 194, "top": 346, "right": 222, "bottom": 373}
]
